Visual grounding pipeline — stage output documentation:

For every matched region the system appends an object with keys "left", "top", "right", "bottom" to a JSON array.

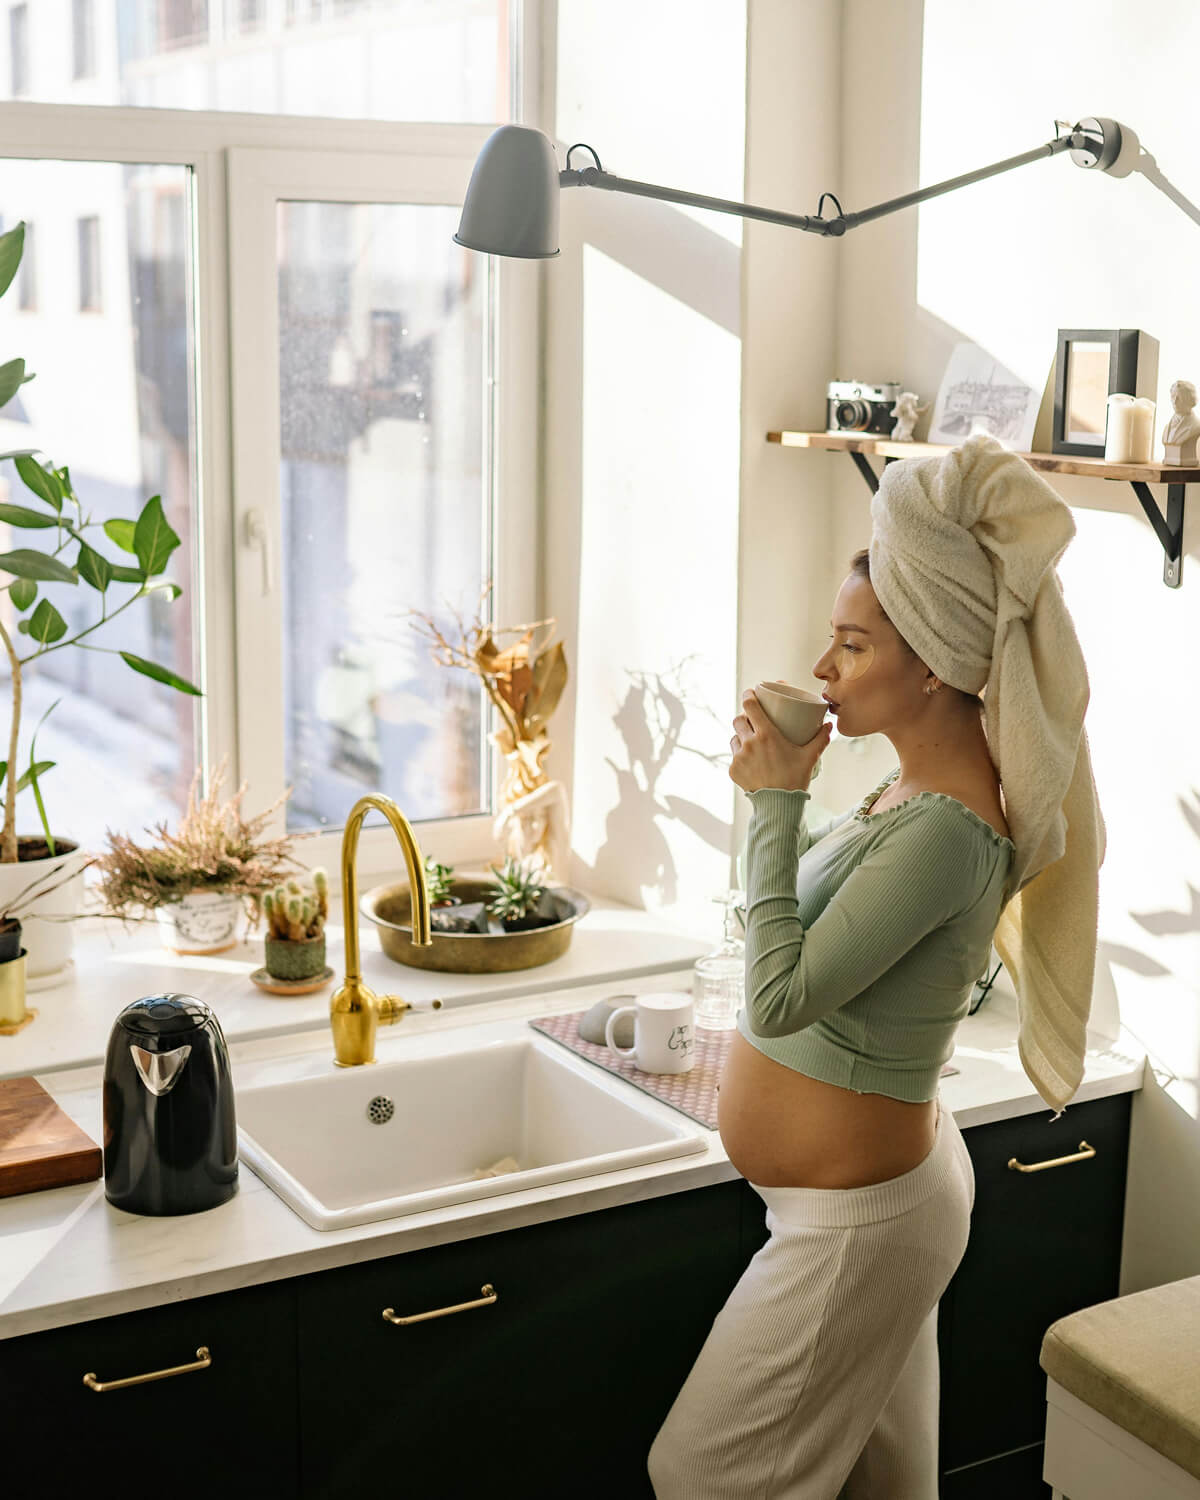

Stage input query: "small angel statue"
[{"left": 889, "top": 391, "right": 929, "bottom": 442}]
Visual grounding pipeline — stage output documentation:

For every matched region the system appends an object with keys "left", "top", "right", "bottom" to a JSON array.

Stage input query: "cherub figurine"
[
  {"left": 1161, "top": 379, "right": 1200, "bottom": 465},
  {"left": 889, "top": 390, "right": 929, "bottom": 442}
]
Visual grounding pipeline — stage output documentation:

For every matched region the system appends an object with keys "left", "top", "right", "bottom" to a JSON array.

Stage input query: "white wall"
[{"left": 830, "top": 0, "right": 1200, "bottom": 1295}]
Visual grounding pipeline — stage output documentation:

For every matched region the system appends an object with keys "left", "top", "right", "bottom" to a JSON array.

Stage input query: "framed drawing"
[
  {"left": 927, "top": 342, "right": 1040, "bottom": 452},
  {"left": 1052, "top": 329, "right": 1157, "bottom": 457}
]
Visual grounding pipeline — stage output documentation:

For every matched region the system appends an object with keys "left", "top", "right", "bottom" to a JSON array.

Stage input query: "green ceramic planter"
[{"left": 264, "top": 933, "right": 326, "bottom": 982}]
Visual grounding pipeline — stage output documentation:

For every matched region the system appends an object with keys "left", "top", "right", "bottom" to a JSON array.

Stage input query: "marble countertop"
[
  {"left": 0, "top": 968, "right": 1146, "bottom": 1343},
  {"left": 0, "top": 896, "right": 714, "bottom": 1080}
]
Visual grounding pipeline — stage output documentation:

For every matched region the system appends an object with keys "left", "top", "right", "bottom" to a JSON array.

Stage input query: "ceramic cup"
[
  {"left": 604, "top": 993, "right": 695, "bottom": 1074},
  {"left": 753, "top": 680, "right": 829, "bottom": 744}
]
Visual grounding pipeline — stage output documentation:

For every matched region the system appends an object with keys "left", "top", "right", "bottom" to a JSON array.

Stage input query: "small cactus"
[
  {"left": 485, "top": 855, "right": 548, "bottom": 923},
  {"left": 265, "top": 868, "right": 327, "bottom": 941}
]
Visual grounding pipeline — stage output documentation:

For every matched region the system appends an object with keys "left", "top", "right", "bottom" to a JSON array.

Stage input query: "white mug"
[{"left": 605, "top": 993, "right": 695, "bottom": 1074}]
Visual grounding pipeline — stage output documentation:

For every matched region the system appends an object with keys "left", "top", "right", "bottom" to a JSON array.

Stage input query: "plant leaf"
[
  {"left": 103, "top": 518, "right": 137, "bottom": 553},
  {"left": 143, "top": 578, "right": 181, "bottom": 601},
  {"left": 0, "top": 358, "right": 27, "bottom": 408},
  {"left": 119, "top": 651, "right": 203, "bottom": 696},
  {"left": 14, "top": 759, "right": 55, "bottom": 794},
  {"left": 0, "top": 549, "right": 78, "bottom": 583},
  {"left": 28, "top": 598, "right": 68, "bottom": 644},
  {"left": 133, "top": 495, "right": 180, "bottom": 577},
  {"left": 14, "top": 454, "right": 63, "bottom": 512},
  {"left": 76, "top": 542, "right": 112, "bottom": 592},
  {"left": 0, "top": 501, "right": 56, "bottom": 529},
  {"left": 9, "top": 577, "right": 35, "bottom": 610},
  {"left": 0, "top": 222, "right": 24, "bottom": 300},
  {"left": 108, "top": 562, "right": 145, "bottom": 584},
  {"left": 524, "top": 641, "right": 568, "bottom": 728}
]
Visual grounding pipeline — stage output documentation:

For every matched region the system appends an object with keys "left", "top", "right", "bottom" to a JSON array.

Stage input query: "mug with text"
[{"left": 604, "top": 993, "right": 695, "bottom": 1074}]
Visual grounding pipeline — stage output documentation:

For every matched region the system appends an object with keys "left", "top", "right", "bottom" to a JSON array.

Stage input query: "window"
[
  {"left": 72, "top": 0, "right": 94, "bottom": 80},
  {"left": 16, "top": 216, "right": 33, "bottom": 308},
  {"left": 9, "top": 4, "right": 27, "bottom": 97},
  {"left": 0, "top": 162, "right": 198, "bottom": 844},
  {"left": 77, "top": 215, "right": 100, "bottom": 311},
  {"left": 0, "top": 7, "right": 533, "bottom": 873}
]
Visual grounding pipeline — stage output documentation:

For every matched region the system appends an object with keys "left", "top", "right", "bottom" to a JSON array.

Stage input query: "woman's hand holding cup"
[{"left": 729, "top": 684, "right": 832, "bottom": 794}]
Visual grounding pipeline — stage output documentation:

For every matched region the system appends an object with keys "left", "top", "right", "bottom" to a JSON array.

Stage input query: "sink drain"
[{"left": 366, "top": 1095, "right": 395, "bottom": 1124}]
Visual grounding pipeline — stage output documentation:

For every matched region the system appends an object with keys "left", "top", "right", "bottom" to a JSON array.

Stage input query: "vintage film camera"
[{"left": 826, "top": 380, "right": 902, "bottom": 437}]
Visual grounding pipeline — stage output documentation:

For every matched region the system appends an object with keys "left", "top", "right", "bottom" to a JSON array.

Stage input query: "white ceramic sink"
[{"left": 237, "top": 1026, "right": 708, "bottom": 1230}]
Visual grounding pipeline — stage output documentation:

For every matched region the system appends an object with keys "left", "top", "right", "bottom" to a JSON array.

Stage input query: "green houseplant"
[
  {"left": 485, "top": 855, "right": 559, "bottom": 933},
  {"left": 262, "top": 868, "right": 329, "bottom": 982},
  {"left": 0, "top": 220, "right": 202, "bottom": 978}
]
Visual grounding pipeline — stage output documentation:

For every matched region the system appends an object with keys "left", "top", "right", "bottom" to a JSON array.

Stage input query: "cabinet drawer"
[
  {"left": 297, "top": 1182, "right": 743, "bottom": 1499},
  {"left": 939, "top": 1091, "right": 1131, "bottom": 1470},
  {"left": 0, "top": 1279, "right": 299, "bottom": 1496}
]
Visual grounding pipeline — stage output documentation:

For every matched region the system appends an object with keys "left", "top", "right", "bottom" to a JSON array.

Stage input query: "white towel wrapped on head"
[{"left": 868, "top": 432, "right": 1106, "bottom": 1119}]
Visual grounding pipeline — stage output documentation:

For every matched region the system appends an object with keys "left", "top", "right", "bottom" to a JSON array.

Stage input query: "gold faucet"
[{"left": 330, "top": 794, "right": 434, "bottom": 1066}]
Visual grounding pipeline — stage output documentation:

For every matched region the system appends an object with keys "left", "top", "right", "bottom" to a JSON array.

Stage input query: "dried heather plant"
[{"left": 93, "top": 759, "right": 301, "bottom": 923}]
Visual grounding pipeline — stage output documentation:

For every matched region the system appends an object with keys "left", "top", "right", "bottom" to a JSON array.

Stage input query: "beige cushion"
[{"left": 1040, "top": 1275, "right": 1200, "bottom": 1481}]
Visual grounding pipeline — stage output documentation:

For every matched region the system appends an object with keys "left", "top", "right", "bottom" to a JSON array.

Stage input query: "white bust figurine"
[
  {"left": 1161, "top": 380, "right": 1200, "bottom": 464},
  {"left": 889, "top": 390, "right": 929, "bottom": 442}
]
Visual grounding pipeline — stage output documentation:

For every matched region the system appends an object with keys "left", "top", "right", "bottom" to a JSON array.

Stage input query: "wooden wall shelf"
[{"left": 766, "top": 431, "right": 1192, "bottom": 588}]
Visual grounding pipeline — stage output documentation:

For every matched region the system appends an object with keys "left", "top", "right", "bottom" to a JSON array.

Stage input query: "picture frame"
[{"left": 1052, "top": 329, "right": 1157, "bottom": 457}]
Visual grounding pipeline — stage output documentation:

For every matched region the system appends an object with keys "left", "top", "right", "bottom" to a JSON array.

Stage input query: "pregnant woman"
[{"left": 648, "top": 433, "right": 1106, "bottom": 1498}]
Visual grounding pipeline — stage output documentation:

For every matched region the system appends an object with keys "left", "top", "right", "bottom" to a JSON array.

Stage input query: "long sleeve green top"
[{"left": 736, "top": 766, "right": 1015, "bottom": 1103}]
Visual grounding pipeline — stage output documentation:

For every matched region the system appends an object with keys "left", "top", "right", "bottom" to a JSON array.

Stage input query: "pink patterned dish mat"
[{"left": 528, "top": 1011, "right": 959, "bottom": 1131}]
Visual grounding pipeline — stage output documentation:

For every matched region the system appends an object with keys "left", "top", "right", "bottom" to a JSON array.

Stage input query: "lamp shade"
[{"left": 454, "top": 125, "right": 561, "bottom": 258}]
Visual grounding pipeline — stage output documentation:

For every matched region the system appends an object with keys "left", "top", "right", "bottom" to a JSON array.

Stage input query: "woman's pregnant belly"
[{"left": 717, "top": 1028, "right": 938, "bottom": 1189}]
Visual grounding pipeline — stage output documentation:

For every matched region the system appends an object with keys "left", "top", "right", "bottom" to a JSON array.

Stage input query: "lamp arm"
[{"left": 561, "top": 121, "right": 1118, "bottom": 236}]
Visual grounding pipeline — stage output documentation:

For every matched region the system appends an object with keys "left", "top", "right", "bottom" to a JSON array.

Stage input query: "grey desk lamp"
[{"left": 454, "top": 117, "right": 1124, "bottom": 258}]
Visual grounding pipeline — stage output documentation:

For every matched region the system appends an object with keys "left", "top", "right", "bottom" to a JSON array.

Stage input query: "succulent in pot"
[
  {"left": 262, "top": 868, "right": 328, "bottom": 982},
  {"left": 485, "top": 855, "right": 559, "bottom": 933},
  {"left": 424, "top": 856, "right": 461, "bottom": 909}
]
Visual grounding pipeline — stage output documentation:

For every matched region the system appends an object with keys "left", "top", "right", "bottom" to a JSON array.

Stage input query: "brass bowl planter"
[{"left": 361, "top": 873, "right": 590, "bottom": 974}]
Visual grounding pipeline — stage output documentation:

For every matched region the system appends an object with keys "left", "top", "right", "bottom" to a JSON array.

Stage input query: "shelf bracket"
[
  {"left": 845, "top": 451, "right": 898, "bottom": 497},
  {"left": 1128, "top": 481, "right": 1186, "bottom": 588}
]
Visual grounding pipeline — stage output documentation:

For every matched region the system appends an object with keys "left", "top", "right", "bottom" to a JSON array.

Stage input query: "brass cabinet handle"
[
  {"left": 82, "top": 1346, "right": 212, "bottom": 1393},
  {"left": 382, "top": 1284, "right": 497, "bottom": 1325},
  {"left": 1008, "top": 1140, "right": 1096, "bottom": 1173}
]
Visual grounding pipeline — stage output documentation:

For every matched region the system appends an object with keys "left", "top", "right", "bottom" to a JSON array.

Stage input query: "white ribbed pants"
[{"left": 647, "top": 1096, "right": 975, "bottom": 1499}]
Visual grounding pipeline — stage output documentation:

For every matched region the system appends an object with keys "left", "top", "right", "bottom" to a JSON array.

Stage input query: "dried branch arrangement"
[
  {"left": 93, "top": 759, "right": 299, "bottom": 921},
  {"left": 406, "top": 581, "right": 568, "bottom": 798}
]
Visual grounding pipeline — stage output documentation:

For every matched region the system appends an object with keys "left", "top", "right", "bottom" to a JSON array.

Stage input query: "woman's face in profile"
[{"left": 813, "top": 574, "right": 923, "bottom": 735}]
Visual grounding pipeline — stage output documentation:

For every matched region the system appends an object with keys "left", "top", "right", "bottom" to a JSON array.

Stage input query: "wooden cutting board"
[{"left": 0, "top": 1076, "right": 102, "bottom": 1198}]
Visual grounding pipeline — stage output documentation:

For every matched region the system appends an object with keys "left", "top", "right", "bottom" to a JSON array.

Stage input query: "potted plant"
[
  {"left": 424, "top": 856, "right": 460, "bottom": 909},
  {"left": 262, "top": 869, "right": 328, "bottom": 982},
  {"left": 0, "top": 220, "right": 202, "bottom": 979},
  {"left": 92, "top": 761, "right": 296, "bottom": 955},
  {"left": 485, "top": 856, "right": 560, "bottom": 933},
  {"left": 0, "top": 914, "right": 23, "bottom": 1026}
]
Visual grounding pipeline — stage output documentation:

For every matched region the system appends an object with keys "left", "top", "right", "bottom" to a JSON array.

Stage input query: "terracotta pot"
[{"left": 264, "top": 933, "right": 326, "bottom": 982}]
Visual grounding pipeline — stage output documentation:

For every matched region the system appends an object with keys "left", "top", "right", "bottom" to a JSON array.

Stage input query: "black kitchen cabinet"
[
  {"left": 0, "top": 1090, "right": 1132, "bottom": 1500},
  {"left": 295, "top": 1180, "right": 746, "bottom": 1499},
  {"left": 0, "top": 1278, "right": 299, "bottom": 1497}
]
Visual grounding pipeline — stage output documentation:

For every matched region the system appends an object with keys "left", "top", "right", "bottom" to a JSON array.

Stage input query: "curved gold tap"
[{"left": 330, "top": 794, "right": 433, "bottom": 1066}]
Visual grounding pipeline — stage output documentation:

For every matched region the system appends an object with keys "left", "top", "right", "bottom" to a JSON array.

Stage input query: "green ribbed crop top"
[{"left": 736, "top": 766, "right": 1015, "bottom": 1103}]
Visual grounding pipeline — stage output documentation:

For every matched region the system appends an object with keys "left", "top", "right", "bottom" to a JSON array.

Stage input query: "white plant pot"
[
  {"left": 155, "top": 891, "right": 244, "bottom": 955},
  {"left": 0, "top": 839, "right": 88, "bottom": 982}
]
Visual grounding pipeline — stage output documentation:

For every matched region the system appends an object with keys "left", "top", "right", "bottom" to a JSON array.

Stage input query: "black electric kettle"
[{"left": 103, "top": 993, "right": 238, "bottom": 1216}]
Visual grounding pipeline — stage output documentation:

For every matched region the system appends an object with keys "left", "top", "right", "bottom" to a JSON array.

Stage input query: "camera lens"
[{"left": 834, "top": 399, "right": 872, "bottom": 431}]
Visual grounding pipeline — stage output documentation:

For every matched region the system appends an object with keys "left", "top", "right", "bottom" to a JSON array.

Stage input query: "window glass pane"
[
  {"left": 0, "top": 159, "right": 200, "bottom": 847},
  {"left": 277, "top": 199, "right": 488, "bottom": 832},
  {"left": 0, "top": 0, "right": 510, "bottom": 121}
]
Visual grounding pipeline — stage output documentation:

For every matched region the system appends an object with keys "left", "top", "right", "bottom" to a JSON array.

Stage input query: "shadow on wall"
[{"left": 571, "top": 662, "right": 734, "bottom": 907}]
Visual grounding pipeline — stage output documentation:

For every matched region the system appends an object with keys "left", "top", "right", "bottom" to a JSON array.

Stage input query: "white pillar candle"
[
  {"left": 1130, "top": 397, "right": 1156, "bottom": 464},
  {"left": 1105, "top": 393, "right": 1136, "bottom": 463}
]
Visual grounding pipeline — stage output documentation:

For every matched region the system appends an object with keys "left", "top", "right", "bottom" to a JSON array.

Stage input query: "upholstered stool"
[{"left": 1040, "top": 1274, "right": 1200, "bottom": 1499}]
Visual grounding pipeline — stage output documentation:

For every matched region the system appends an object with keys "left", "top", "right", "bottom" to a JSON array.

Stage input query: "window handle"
[{"left": 243, "top": 508, "right": 274, "bottom": 596}]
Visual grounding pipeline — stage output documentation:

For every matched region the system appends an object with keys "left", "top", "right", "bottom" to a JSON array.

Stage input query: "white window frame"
[{"left": 0, "top": 3, "right": 543, "bottom": 887}]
